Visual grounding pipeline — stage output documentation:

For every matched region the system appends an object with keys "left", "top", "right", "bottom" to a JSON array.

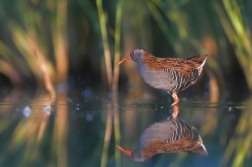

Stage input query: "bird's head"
[
  {"left": 117, "top": 146, "right": 145, "bottom": 163},
  {"left": 117, "top": 48, "right": 146, "bottom": 65}
]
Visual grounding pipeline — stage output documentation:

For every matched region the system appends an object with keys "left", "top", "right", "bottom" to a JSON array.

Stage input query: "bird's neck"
[
  {"left": 143, "top": 53, "right": 156, "bottom": 62},
  {"left": 142, "top": 53, "right": 164, "bottom": 71}
]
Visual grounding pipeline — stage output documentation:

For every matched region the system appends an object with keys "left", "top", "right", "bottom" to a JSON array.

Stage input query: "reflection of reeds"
[
  {"left": 0, "top": 91, "right": 70, "bottom": 167},
  {"left": 221, "top": 96, "right": 252, "bottom": 167},
  {"left": 51, "top": 92, "right": 68, "bottom": 167},
  {"left": 0, "top": 93, "right": 55, "bottom": 166},
  {"left": 100, "top": 108, "right": 113, "bottom": 167},
  {"left": 100, "top": 91, "right": 121, "bottom": 167},
  {"left": 113, "top": 91, "right": 121, "bottom": 167}
]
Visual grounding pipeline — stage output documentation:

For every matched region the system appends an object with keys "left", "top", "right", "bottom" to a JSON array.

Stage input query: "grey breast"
[
  {"left": 138, "top": 117, "right": 199, "bottom": 151},
  {"left": 138, "top": 119, "right": 177, "bottom": 149},
  {"left": 138, "top": 63, "right": 177, "bottom": 92}
]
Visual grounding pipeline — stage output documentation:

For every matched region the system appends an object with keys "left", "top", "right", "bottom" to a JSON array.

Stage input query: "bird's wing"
[
  {"left": 164, "top": 118, "right": 199, "bottom": 143},
  {"left": 161, "top": 54, "right": 208, "bottom": 76}
]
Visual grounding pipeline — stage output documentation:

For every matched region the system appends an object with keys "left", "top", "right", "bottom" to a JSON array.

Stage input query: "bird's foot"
[
  {"left": 171, "top": 93, "right": 179, "bottom": 106},
  {"left": 171, "top": 101, "right": 179, "bottom": 106},
  {"left": 172, "top": 105, "right": 179, "bottom": 118},
  {"left": 171, "top": 93, "right": 180, "bottom": 118}
]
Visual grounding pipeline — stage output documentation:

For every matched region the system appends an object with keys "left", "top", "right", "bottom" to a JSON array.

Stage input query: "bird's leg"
[
  {"left": 171, "top": 93, "right": 179, "bottom": 106},
  {"left": 172, "top": 105, "right": 179, "bottom": 118}
]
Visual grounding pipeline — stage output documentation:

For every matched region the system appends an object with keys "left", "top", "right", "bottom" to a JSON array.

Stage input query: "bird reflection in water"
[{"left": 117, "top": 106, "right": 208, "bottom": 162}]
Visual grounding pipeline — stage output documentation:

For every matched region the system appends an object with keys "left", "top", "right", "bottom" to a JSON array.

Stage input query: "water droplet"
[
  {"left": 43, "top": 105, "right": 51, "bottom": 115},
  {"left": 107, "top": 91, "right": 113, "bottom": 100},
  {"left": 228, "top": 107, "right": 232, "bottom": 112},
  {"left": 68, "top": 98, "right": 72, "bottom": 103},
  {"left": 22, "top": 106, "right": 31, "bottom": 118},
  {"left": 227, "top": 101, "right": 233, "bottom": 105},
  {"left": 81, "top": 88, "right": 92, "bottom": 98},
  {"left": 182, "top": 98, "right": 187, "bottom": 101},
  {"left": 86, "top": 114, "right": 93, "bottom": 122},
  {"left": 144, "top": 93, "right": 152, "bottom": 100}
]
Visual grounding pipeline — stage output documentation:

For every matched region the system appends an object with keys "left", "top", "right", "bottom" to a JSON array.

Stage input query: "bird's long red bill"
[
  {"left": 117, "top": 146, "right": 132, "bottom": 156},
  {"left": 117, "top": 55, "right": 131, "bottom": 65}
]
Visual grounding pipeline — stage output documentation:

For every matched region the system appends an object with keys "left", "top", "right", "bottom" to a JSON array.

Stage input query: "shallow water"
[{"left": 0, "top": 91, "right": 251, "bottom": 167}]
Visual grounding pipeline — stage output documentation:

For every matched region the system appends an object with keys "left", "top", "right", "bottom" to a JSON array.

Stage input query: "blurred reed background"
[
  {"left": 0, "top": 0, "right": 251, "bottom": 96},
  {"left": 0, "top": 0, "right": 251, "bottom": 167},
  {"left": 0, "top": 0, "right": 252, "bottom": 96}
]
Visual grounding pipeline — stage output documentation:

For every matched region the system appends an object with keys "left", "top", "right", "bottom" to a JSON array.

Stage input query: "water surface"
[{"left": 0, "top": 91, "right": 251, "bottom": 167}]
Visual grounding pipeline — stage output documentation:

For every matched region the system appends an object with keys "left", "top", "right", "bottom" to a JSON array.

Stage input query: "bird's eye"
[{"left": 132, "top": 52, "right": 135, "bottom": 55}]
